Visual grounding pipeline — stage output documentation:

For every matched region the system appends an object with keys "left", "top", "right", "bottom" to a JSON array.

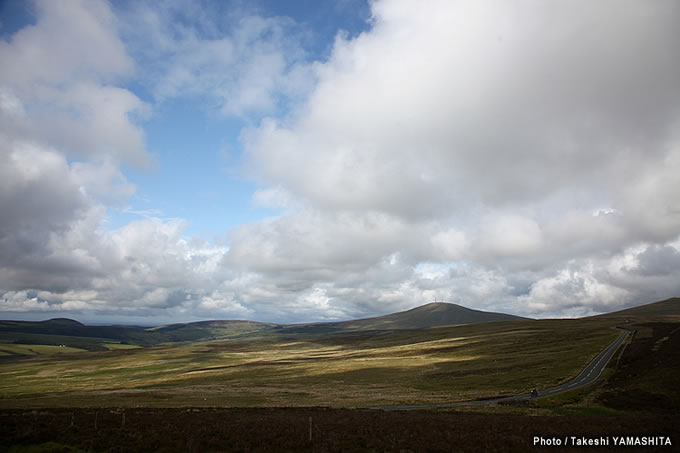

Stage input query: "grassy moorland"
[
  {"left": 455, "top": 298, "right": 680, "bottom": 417},
  {"left": 1, "top": 299, "right": 678, "bottom": 411},
  {"left": 0, "top": 303, "right": 526, "bottom": 353},
  {"left": 1, "top": 300, "right": 679, "bottom": 452},
  {"left": 0, "top": 318, "right": 277, "bottom": 351},
  {"left": 0, "top": 317, "right": 621, "bottom": 409}
]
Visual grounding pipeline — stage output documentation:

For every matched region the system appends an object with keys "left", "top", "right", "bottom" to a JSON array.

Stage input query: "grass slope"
[
  {"left": 594, "top": 297, "right": 680, "bottom": 321},
  {"left": 0, "top": 320, "right": 150, "bottom": 348},
  {"left": 0, "top": 319, "right": 278, "bottom": 352},
  {"left": 332, "top": 302, "right": 528, "bottom": 330},
  {"left": 145, "top": 320, "right": 277, "bottom": 343},
  {"left": 0, "top": 303, "right": 527, "bottom": 353},
  {"left": 1, "top": 296, "right": 678, "bottom": 413},
  {"left": 596, "top": 321, "right": 680, "bottom": 413},
  {"left": 260, "top": 302, "right": 528, "bottom": 339},
  {"left": 0, "top": 317, "right": 620, "bottom": 408}
]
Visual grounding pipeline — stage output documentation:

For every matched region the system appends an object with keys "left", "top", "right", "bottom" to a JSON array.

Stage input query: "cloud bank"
[{"left": 2, "top": 0, "right": 680, "bottom": 323}]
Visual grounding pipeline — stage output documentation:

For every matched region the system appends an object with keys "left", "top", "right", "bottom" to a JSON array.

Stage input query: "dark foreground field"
[{"left": 1, "top": 407, "right": 678, "bottom": 453}]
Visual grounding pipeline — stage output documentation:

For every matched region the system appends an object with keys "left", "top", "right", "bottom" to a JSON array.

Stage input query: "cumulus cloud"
[
  {"left": 119, "top": 0, "right": 314, "bottom": 117},
  {"left": 0, "top": 0, "right": 294, "bottom": 323},
  {"left": 0, "top": 0, "right": 145, "bottom": 297},
  {"left": 2, "top": 0, "right": 680, "bottom": 323},
  {"left": 519, "top": 242, "right": 680, "bottom": 317},
  {"left": 0, "top": 1, "right": 222, "bottom": 319},
  {"left": 235, "top": 0, "right": 680, "bottom": 317},
  {"left": 0, "top": 0, "right": 148, "bottom": 165}
]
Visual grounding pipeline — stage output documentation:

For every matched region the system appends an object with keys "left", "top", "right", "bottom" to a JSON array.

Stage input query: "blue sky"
[
  {"left": 1, "top": 0, "right": 680, "bottom": 325},
  {"left": 110, "top": 96, "right": 261, "bottom": 237},
  {"left": 95, "top": 0, "right": 371, "bottom": 237},
  {"left": 0, "top": 0, "right": 372, "bottom": 237}
]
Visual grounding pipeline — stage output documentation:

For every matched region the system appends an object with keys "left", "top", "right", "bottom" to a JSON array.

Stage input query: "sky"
[{"left": 1, "top": 0, "right": 680, "bottom": 325}]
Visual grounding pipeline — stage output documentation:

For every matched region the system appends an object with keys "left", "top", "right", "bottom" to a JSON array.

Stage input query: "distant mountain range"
[
  {"left": 1, "top": 299, "right": 678, "bottom": 352},
  {"left": 0, "top": 302, "right": 526, "bottom": 349}
]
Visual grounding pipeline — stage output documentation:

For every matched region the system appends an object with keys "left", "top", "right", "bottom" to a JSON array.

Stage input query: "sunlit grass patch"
[
  {"left": 101, "top": 343, "right": 141, "bottom": 350},
  {"left": 0, "top": 344, "right": 86, "bottom": 355}
]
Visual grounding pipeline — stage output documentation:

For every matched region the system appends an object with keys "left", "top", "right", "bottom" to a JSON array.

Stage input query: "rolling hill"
[
  {"left": 276, "top": 302, "right": 529, "bottom": 336},
  {"left": 0, "top": 302, "right": 527, "bottom": 351},
  {"left": 0, "top": 296, "right": 678, "bottom": 411},
  {"left": 333, "top": 302, "right": 528, "bottom": 330},
  {"left": 145, "top": 320, "right": 277, "bottom": 342},
  {"left": 593, "top": 297, "right": 680, "bottom": 321},
  {"left": 0, "top": 318, "right": 276, "bottom": 351},
  {"left": 3, "top": 297, "right": 679, "bottom": 353}
]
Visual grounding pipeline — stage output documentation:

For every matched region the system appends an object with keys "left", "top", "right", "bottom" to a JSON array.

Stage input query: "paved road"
[{"left": 362, "top": 329, "right": 630, "bottom": 411}]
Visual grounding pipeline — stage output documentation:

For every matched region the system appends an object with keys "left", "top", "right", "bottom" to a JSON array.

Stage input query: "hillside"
[
  {"left": 145, "top": 320, "right": 277, "bottom": 342},
  {"left": 0, "top": 303, "right": 528, "bottom": 351},
  {"left": 333, "top": 302, "right": 528, "bottom": 330},
  {"left": 593, "top": 297, "right": 680, "bottom": 321},
  {"left": 249, "top": 302, "right": 528, "bottom": 338},
  {"left": 0, "top": 319, "right": 150, "bottom": 351},
  {"left": 0, "top": 318, "right": 276, "bottom": 352},
  {"left": 6, "top": 298, "right": 680, "bottom": 352},
  {"left": 1, "top": 296, "right": 679, "bottom": 411},
  {"left": 0, "top": 317, "right": 621, "bottom": 409}
]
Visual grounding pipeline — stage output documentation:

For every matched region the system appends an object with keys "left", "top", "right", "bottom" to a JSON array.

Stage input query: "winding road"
[{"left": 363, "top": 328, "right": 631, "bottom": 411}]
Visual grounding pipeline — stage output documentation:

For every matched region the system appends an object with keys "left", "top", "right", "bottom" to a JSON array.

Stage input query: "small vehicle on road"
[{"left": 530, "top": 388, "right": 539, "bottom": 398}]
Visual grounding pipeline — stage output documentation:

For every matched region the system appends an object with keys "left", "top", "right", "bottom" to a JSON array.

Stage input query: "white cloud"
[
  {"left": 235, "top": 0, "right": 680, "bottom": 318},
  {"left": 477, "top": 215, "right": 543, "bottom": 258},
  {"left": 244, "top": 0, "right": 680, "bottom": 222},
  {"left": 0, "top": 0, "right": 148, "bottom": 165},
  {"left": 120, "top": 2, "right": 314, "bottom": 118},
  {"left": 1, "top": 291, "right": 52, "bottom": 312},
  {"left": 3, "top": 1, "right": 680, "bottom": 323},
  {"left": 224, "top": 209, "right": 415, "bottom": 275},
  {"left": 430, "top": 229, "right": 468, "bottom": 261},
  {"left": 0, "top": 0, "right": 133, "bottom": 87}
]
